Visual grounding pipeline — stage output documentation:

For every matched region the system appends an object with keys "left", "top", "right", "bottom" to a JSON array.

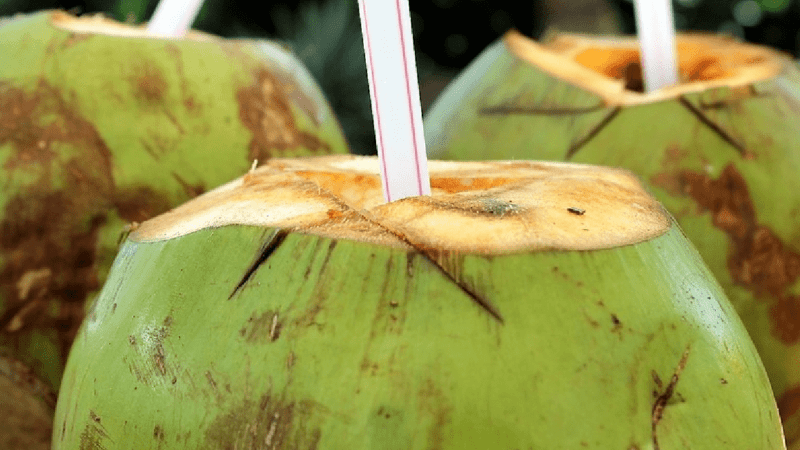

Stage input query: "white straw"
[
  {"left": 358, "top": 0, "right": 431, "bottom": 202},
  {"left": 147, "top": 0, "right": 205, "bottom": 38},
  {"left": 632, "top": 0, "right": 679, "bottom": 92}
]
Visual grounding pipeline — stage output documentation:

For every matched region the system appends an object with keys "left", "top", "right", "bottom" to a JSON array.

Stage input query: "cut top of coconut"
[
  {"left": 50, "top": 10, "right": 213, "bottom": 41},
  {"left": 131, "top": 156, "right": 671, "bottom": 254},
  {"left": 505, "top": 30, "right": 788, "bottom": 106}
]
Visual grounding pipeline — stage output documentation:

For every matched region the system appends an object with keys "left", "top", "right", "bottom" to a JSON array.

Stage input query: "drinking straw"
[
  {"left": 358, "top": 0, "right": 431, "bottom": 202},
  {"left": 632, "top": 0, "right": 679, "bottom": 92},
  {"left": 147, "top": 0, "right": 205, "bottom": 37}
]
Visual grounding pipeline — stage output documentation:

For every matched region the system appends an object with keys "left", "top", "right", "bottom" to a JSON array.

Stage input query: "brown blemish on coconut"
[
  {"left": 0, "top": 358, "right": 53, "bottom": 450},
  {"left": 237, "top": 70, "right": 331, "bottom": 162},
  {"left": 680, "top": 164, "right": 800, "bottom": 344},
  {"left": 506, "top": 30, "right": 787, "bottom": 106},
  {"left": 131, "top": 62, "right": 167, "bottom": 104},
  {"left": 204, "top": 392, "right": 323, "bottom": 449},
  {"left": 239, "top": 310, "right": 282, "bottom": 343},
  {"left": 417, "top": 377, "right": 453, "bottom": 450},
  {"left": 163, "top": 44, "right": 199, "bottom": 113},
  {"left": 651, "top": 347, "right": 690, "bottom": 450},
  {"left": 79, "top": 411, "right": 108, "bottom": 450},
  {"left": 0, "top": 74, "right": 195, "bottom": 390},
  {"left": 0, "top": 79, "right": 181, "bottom": 390},
  {"left": 778, "top": 385, "right": 800, "bottom": 422},
  {"left": 777, "top": 386, "right": 800, "bottom": 446}
]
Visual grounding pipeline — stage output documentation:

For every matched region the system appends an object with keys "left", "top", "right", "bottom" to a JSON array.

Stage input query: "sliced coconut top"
[
  {"left": 50, "top": 10, "right": 214, "bottom": 41},
  {"left": 505, "top": 30, "right": 788, "bottom": 106},
  {"left": 131, "top": 156, "right": 671, "bottom": 254}
]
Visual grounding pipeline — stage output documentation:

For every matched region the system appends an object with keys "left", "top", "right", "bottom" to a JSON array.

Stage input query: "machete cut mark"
[
  {"left": 427, "top": 252, "right": 504, "bottom": 323},
  {"left": 651, "top": 346, "right": 690, "bottom": 450},
  {"left": 564, "top": 107, "right": 621, "bottom": 160},
  {"left": 678, "top": 96, "right": 750, "bottom": 158},
  {"left": 170, "top": 172, "right": 205, "bottom": 199},
  {"left": 680, "top": 164, "right": 800, "bottom": 344},
  {"left": 230, "top": 229, "right": 289, "bottom": 299},
  {"left": 479, "top": 103, "right": 608, "bottom": 116},
  {"left": 697, "top": 85, "right": 766, "bottom": 110},
  {"left": 237, "top": 69, "right": 331, "bottom": 162},
  {"left": 270, "top": 176, "right": 507, "bottom": 324}
]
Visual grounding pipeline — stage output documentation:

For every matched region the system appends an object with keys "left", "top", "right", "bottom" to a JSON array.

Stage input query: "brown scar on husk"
[
  {"left": 777, "top": 385, "right": 800, "bottom": 446},
  {"left": 678, "top": 164, "right": 800, "bottom": 344},
  {"left": 238, "top": 309, "right": 283, "bottom": 343},
  {"left": 0, "top": 79, "right": 175, "bottom": 389},
  {"left": 778, "top": 385, "right": 800, "bottom": 422},
  {"left": 204, "top": 392, "right": 323, "bottom": 449},
  {"left": 651, "top": 346, "right": 690, "bottom": 450},
  {"left": 237, "top": 69, "right": 331, "bottom": 162},
  {"left": 131, "top": 61, "right": 167, "bottom": 104},
  {"left": 79, "top": 410, "right": 109, "bottom": 450},
  {"left": 0, "top": 355, "right": 57, "bottom": 408}
]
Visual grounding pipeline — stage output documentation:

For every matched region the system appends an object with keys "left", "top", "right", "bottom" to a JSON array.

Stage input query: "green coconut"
[
  {"left": 0, "top": 9, "right": 347, "bottom": 446},
  {"left": 53, "top": 155, "right": 783, "bottom": 449},
  {"left": 425, "top": 31, "right": 800, "bottom": 447}
]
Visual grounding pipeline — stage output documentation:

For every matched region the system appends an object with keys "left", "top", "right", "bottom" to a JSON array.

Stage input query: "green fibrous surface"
[
  {"left": 425, "top": 34, "right": 800, "bottom": 446},
  {"left": 0, "top": 9, "right": 348, "bottom": 401},
  {"left": 54, "top": 224, "right": 782, "bottom": 449}
]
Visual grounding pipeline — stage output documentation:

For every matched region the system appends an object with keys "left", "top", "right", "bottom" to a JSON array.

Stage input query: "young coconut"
[
  {"left": 425, "top": 31, "right": 800, "bottom": 447},
  {"left": 0, "top": 9, "right": 346, "bottom": 446},
  {"left": 53, "top": 155, "right": 783, "bottom": 449}
]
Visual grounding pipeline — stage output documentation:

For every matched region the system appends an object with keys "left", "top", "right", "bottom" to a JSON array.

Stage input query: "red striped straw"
[
  {"left": 633, "top": 0, "right": 679, "bottom": 92},
  {"left": 147, "top": 0, "right": 205, "bottom": 37},
  {"left": 358, "top": 0, "right": 431, "bottom": 202}
]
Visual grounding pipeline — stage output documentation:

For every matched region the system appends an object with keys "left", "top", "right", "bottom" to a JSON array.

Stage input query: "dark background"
[{"left": 1, "top": 0, "right": 798, "bottom": 154}]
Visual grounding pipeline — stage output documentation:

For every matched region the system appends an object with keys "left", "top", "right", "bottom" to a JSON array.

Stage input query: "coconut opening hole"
[
  {"left": 571, "top": 46, "right": 769, "bottom": 93},
  {"left": 290, "top": 170, "right": 518, "bottom": 208}
]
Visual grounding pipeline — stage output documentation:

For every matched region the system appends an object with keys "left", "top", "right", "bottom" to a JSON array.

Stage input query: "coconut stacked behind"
[
  {"left": 0, "top": 9, "right": 347, "bottom": 445},
  {"left": 53, "top": 155, "right": 783, "bottom": 449},
  {"left": 425, "top": 31, "right": 800, "bottom": 446}
]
